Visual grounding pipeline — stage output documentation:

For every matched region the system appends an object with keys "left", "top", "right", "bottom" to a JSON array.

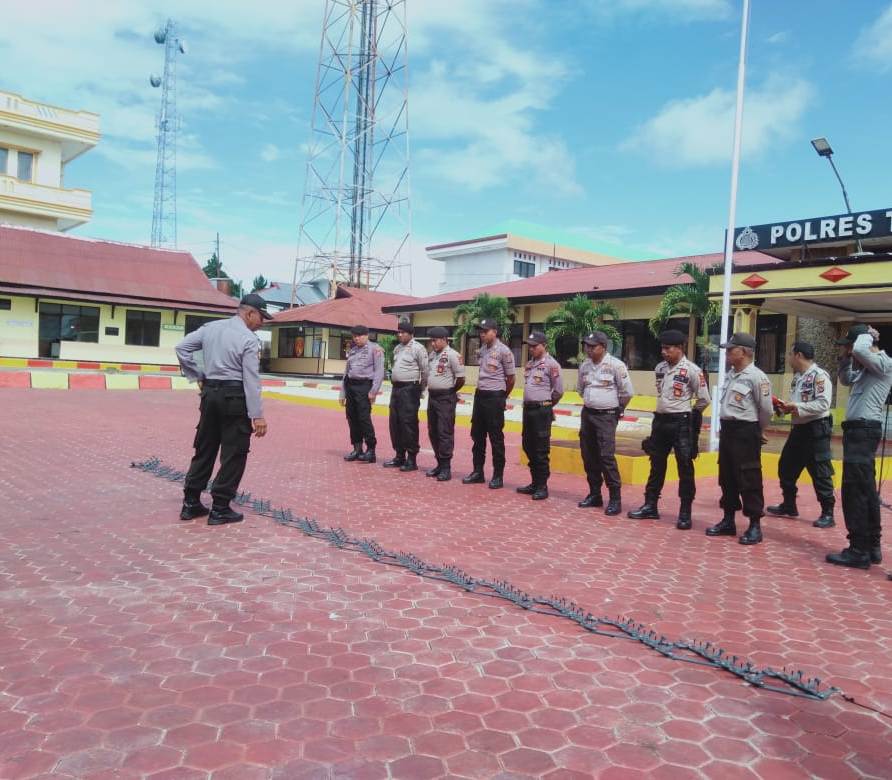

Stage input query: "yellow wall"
[{"left": 0, "top": 293, "right": 227, "bottom": 363}]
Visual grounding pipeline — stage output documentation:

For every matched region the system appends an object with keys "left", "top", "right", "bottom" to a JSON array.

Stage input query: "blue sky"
[{"left": 4, "top": 0, "right": 892, "bottom": 295}]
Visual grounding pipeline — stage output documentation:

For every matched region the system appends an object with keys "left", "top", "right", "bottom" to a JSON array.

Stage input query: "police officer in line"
[
  {"left": 628, "top": 329, "right": 710, "bottom": 529},
  {"left": 340, "top": 324, "right": 385, "bottom": 464},
  {"left": 463, "top": 318, "right": 516, "bottom": 490},
  {"left": 826, "top": 324, "right": 892, "bottom": 570},
  {"left": 175, "top": 293, "right": 271, "bottom": 526},
  {"left": 766, "top": 341, "right": 835, "bottom": 528},
  {"left": 425, "top": 326, "right": 465, "bottom": 482},
  {"left": 517, "top": 332, "right": 564, "bottom": 500},
  {"left": 383, "top": 320, "right": 429, "bottom": 472},
  {"left": 577, "top": 331, "right": 635, "bottom": 515},
  {"left": 706, "top": 332, "right": 774, "bottom": 545}
]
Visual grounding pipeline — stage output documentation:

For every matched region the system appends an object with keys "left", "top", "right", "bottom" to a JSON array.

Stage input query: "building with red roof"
[
  {"left": 0, "top": 225, "right": 237, "bottom": 364},
  {"left": 268, "top": 285, "right": 414, "bottom": 375}
]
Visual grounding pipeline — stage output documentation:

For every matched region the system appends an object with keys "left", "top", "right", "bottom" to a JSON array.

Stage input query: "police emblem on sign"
[{"left": 735, "top": 226, "right": 759, "bottom": 250}]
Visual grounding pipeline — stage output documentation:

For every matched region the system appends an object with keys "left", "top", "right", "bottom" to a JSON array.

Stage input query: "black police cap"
[
  {"left": 397, "top": 319, "right": 414, "bottom": 334},
  {"left": 428, "top": 326, "right": 449, "bottom": 339},
  {"left": 658, "top": 329, "right": 686, "bottom": 346},
  {"left": 350, "top": 324, "right": 369, "bottom": 335}
]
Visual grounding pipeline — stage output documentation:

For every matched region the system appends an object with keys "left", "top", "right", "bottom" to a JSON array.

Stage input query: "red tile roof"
[
  {"left": 0, "top": 225, "right": 238, "bottom": 313},
  {"left": 271, "top": 285, "right": 415, "bottom": 332},
  {"left": 383, "top": 251, "right": 784, "bottom": 312}
]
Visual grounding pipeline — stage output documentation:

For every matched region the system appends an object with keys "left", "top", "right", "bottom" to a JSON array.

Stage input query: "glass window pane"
[
  {"left": 39, "top": 302, "right": 61, "bottom": 314},
  {"left": 0, "top": 147, "right": 7, "bottom": 175},
  {"left": 17, "top": 151, "right": 33, "bottom": 181},
  {"left": 143, "top": 312, "right": 160, "bottom": 346},
  {"left": 79, "top": 307, "right": 100, "bottom": 342}
]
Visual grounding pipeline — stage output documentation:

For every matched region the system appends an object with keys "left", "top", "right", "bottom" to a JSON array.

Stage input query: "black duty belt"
[
  {"left": 345, "top": 376, "right": 372, "bottom": 384},
  {"left": 720, "top": 418, "right": 758, "bottom": 426},
  {"left": 523, "top": 401, "right": 553, "bottom": 409},
  {"left": 428, "top": 388, "right": 456, "bottom": 397},
  {"left": 654, "top": 411, "right": 691, "bottom": 419},
  {"left": 203, "top": 379, "right": 243, "bottom": 388},
  {"left": 392, "top": 380, "right": 420, "bottom": 388},
  {"left": 842, "top": 419, "right": 883, "bottom": 430},
  {"left": 585, "top": 407, "right": 618, "bottom": 415},
  {"left": 475, "top": 389, "right": 506, "bottom": 397}
]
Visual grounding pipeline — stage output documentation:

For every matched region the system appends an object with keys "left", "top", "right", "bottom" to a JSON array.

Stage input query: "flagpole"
[{"left": 710, "top": 0, "right": 751, "bottom": 453}]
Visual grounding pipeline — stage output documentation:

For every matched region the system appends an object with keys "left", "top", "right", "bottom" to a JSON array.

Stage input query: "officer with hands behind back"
[
  {"left": 425, "top": 326, "right": 465, "bottom": 482},
  {"left": 340, "top": 324, "right": 385, "bottom": 464}
]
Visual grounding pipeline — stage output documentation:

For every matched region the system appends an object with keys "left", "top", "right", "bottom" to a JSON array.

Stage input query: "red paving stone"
[{"left": 1, "top": 389, "right": 892, "bottom": 779}]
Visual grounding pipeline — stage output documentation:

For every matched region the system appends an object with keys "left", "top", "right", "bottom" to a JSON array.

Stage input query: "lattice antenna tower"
[
  {"left": 149, "top": 19, "right": 187, "bottom": 248},
  {"left": 293, "top": 0, "right": 411, "bottom": 297}
]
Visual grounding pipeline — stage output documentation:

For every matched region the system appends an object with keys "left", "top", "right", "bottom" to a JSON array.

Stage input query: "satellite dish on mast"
[
  {"left": 178, "top": 40, "right": 187, "bottom": 55},
  {"left": 154, "top": 28, "right": 167, "bottom": 44},
  {"left": 149, "top": 74, "right": 162, "bottom": 88}
]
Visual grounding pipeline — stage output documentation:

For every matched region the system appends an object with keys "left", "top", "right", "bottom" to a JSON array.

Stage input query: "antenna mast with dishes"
[
  {"left": 292, "top": 0, "right": 411, "bottom": 299},
  {"left": 149, "top": 19, "right": 186, "bottom": 248}
]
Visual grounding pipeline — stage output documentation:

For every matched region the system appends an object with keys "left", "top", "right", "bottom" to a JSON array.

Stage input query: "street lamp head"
[{"left": 811, "top": 137, "right": 833, "bottom": 157}]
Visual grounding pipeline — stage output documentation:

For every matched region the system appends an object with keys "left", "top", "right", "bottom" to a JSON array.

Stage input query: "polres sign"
[{"left": 733, "top": 208, "right": 892, "bottom": 251}]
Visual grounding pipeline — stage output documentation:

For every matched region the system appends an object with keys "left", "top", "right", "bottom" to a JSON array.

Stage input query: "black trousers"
[
  {"left": 427, "top": 389, "right": 458, "bottom": 464},
  {"left": 345, "top": 378, "right": 376, "bottom": 449},
  {"left": 645, "top": 412, "right": 696, "bottom": 503},
  {"left": 841, "top": 420, "right": 883, "bottom": 551},
  {"left": 580, "top": 408, "right": 620, "bottom": 493},
  {"left": 471, "top": 390, "right": 506, "bottom": 474},
  {"left": 184, "top": 382, "right": 252, "bottom": 508},
  {"left": 522, "top": 405, "right": 554, "bottom": 487},
  {"left": 718, "top": 419, "right": 764, "bottom": 519},
  {"left": 389, "top": 382, "right": 422, "bottom": 456},
  {"left": 778, "top": 418, "right": 835, "bottom": 510}
]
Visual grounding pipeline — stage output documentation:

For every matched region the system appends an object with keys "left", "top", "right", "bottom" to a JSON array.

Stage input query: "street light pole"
[{"left": 810, "top": 137, "right": 864, "bottom": 254}]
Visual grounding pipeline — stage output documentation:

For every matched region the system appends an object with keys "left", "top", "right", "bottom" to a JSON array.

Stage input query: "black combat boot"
[
  {"left": 532, "top": 485, "right": 549, "bottom": 500},
  {"left": 676, "top": 501, "right": 693, "bottom": 530},
  {"left": 516, "top": 483, "right": 536, "bottom": 495},
  {"left": 208, "top": 505, "right": 244, "bottom": 526},
  {"left": 357, "top": 448, "right": 376, "bottom": 463},
  {"left": 578, "top": 493, "right": 603, "bottom": 508},
  {"left": 706, "top": 510, "right": 737, "bottom": 537},
  {"left": 425, "top": 462, "right": 442, "bottom": 477},
  {"left": 462, "top": 470, "right": 485, "bottom": 484},
  {"left": 344, "top": 446, "right": 363, "bottom": 462},
  {"left": 871, "top": 545, "right": 883, "bottom": 564},
  {"left": 826, "top": 547, "right": 871, "bottom": 569},
  {"left": 813, "top": 506, "right": 835, "bottom": 528},
  {"left": 765, "top": 499, "right": 798, "bottom": 518},
  {"left": 604, "top": 489, "right": 622, "bottom": 516},
  {"left": 383, "top": 452, "right": 405, "bottom": 468},
  {"left": 628, "top": 498, "right": 659, "bottom": 520},
  {"left": 436, "top": 462, "right": 452, "bottom": 482},
  {"left": 180, "top": 496, "right": 209, "bottom": 521},
  {"left": 739, "top": 517, "right": 763, "bottom": 545},
  {"left": 400, "top": 454, "right": 418, "bottom": 472},
  {"left": 488, "top": 473, "right": 504, "bottom": 490}
]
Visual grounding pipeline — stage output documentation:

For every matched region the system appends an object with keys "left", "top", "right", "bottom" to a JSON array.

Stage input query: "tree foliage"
[
  {"left": 452, "top": 293, "right": 517, "bottom": 344},
  {"left": 544, "top": 294, "right": 620, "bottom": 365},
  {"left": 251, "top": 275, "right": 269, "bottom": 293},
  {"left": 201, "top": 251, "right": 243, "bottom": 299},
  {"left": 375, "top": 334, "right": 397, "bottom": 372}
]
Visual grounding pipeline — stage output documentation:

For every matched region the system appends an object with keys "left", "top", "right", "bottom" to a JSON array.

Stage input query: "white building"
[
  {"left": 426, "top": 233, "right": 628, "bottom": 293},
  {"left": 0, "top": 90, "right": 99, "bottom": 232}
]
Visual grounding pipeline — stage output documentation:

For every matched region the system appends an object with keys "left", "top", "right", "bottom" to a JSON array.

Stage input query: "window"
[
  {"left": 755, "top": 314, "right": 787, "bottom": 374},
  {"left": 513, "top": 260, "right": 535, "bottom": 278},
  {"left": 278, "top": 326, "right": 323, "bottom": 358},
  {"left": 0, "top": 298, "right": 10, "bottom": 311},
  {"left": 616, "top": 320, "right": 661, "bottom": 370},
  {"left": 0, "top": 147, "right": 7, "bottom": 175},
  {"left": 17, "top": 151, "right": 34, "bottom": 182},
  {"left": 125, "top": 310, "right": 161, "bottom": 346},
  {"left": 38, "top": 303, "right": 99, "bottom": 357},
  {"left": 328, "top": 329, "right": 354, "bottom": 359},
  {"left": 184, "top": 314, "right": 223, "bottom": 334}
]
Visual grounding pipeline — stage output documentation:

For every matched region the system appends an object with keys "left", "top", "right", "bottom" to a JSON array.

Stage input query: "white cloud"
[
  {"left": 853, "top": 4, "right": 892, "bottom": 71},
  {"left": 766, "top": 31, "right": 789, "bottom": 45},
  {"left": 622, "top": 74, "right": 815, "bottom": 167},
  {"left": 260, "top": 144, "right": 281, "bottom": 163},
  {"left": 586, "top": 0, "right": 732, "bottom": 21}
]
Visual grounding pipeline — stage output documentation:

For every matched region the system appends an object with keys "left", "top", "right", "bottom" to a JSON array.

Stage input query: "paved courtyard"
[{"left": 1, "top": 389, "right": 892, "bottom": 779}]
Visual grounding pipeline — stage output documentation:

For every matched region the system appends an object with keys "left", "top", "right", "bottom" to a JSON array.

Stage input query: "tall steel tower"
[
  {"left": 149, "top": 19, "right": 186, "bottom": 248},
  {"left": 293, "top": 0, "right": 411, "bottom": 297}
]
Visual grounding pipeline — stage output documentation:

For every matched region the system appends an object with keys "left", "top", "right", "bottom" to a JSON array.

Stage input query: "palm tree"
[
  {"left": 544, "top": 294, "right": 621, "bottom": 365},
  {"left": 648, "top": 261, "right": 720, "bottom": 364},
  {"left": 452, "top": 293, "right": 517, "bottom": 344},
  {"left": 375, "top": 334, "right": 397, "bottom": 374}
]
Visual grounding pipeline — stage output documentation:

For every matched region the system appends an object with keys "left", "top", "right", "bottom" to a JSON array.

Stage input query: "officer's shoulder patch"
[
  {"left": 760, "top": 378, "right": 770, "bottom": 396},
  {"left": 699, "top": 372, "right": 707, "bottom": 387},
  {"left": 550, "top": 366, "right": 559, "bottom": 378},
  {"left": 374, "top": 346, "right": 383, "bottom": 354},
  {"left": 816, "top": 378, "right": 825, "bottom": 393}
]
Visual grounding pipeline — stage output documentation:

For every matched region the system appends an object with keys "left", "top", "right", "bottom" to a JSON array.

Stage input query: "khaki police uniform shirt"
[
  {"left": 719, "top": 362, "right": 774, "bottom": 429},
  {"left": 786, "top": 363, "right": 832, "bottom": 425},
  {"left": 523, "top": 353, "right": 564, "bottom": 404},
  {"left": 340, "top": 341, "right": 385, "bottom": 399},
  {"left": 839, "top": 334, "right": 892, "bottom": 424},
  {"left": 577, "top": 354, "right": 634, "bottom": 410},
  {"left": 655, "top": 357, "right": 710, "bottom": 414},
  {"left": 391, "top": 339, "right": 429, "bottom": 386},
  {"left": 176, "top": 315, "right": 264, "bottom": 419},
  {"left": 476, "top": 339, "right": 516, "bottom": 392},
  {"left": 427, "top": 345, "right": 465, "bottom": 391}
]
